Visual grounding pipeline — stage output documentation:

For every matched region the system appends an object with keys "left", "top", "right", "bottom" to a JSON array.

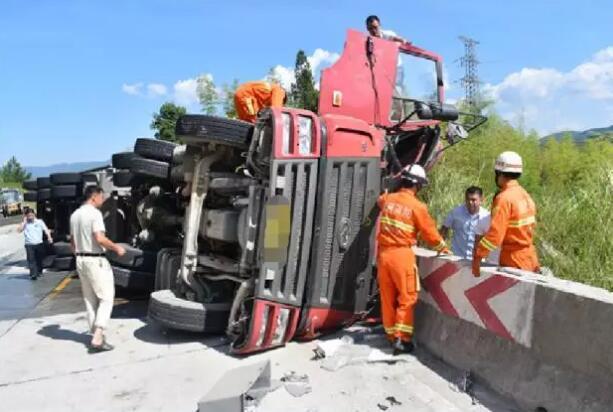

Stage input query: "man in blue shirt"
[
  {"left": 18, "top": 208, "right": 53, "bottom": 280},
  {"left": 440, "top": 186, "right": 490, "bottom": 260}
]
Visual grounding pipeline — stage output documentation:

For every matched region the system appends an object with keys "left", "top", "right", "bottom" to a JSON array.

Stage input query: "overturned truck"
[{"left": 149, "top": 29, "right": 482, "bottom": 354}]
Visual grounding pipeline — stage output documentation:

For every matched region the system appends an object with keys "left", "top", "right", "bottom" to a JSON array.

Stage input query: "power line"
[{"left": 458, "top": 35, "right": 481, "bottom": 112}]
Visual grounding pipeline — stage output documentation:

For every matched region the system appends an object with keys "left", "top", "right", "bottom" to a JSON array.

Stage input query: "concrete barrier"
[{"left": 414, "top": 248, "right": 613, "bottom": 412}]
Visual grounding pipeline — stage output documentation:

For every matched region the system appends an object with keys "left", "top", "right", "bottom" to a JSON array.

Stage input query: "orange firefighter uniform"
[
  {"left": 473, "top": 180, "right": 539, "bottom": 275},
  {"left": 234, "top": 81, "right": 285, "bottom": 123},
  {"left": 377, "top": 189, "right": 449, "bottom": 342}
]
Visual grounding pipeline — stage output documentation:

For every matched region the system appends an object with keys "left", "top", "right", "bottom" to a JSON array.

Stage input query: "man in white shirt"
[
  {"left": 70, "top": 186, "right": 125, "bottom": 353},
  {"left": 365, "top": 15, "right": 408, "bottom": 43},
  {"left": 440, "top": 186, "right": 490, "bottom": 260}
]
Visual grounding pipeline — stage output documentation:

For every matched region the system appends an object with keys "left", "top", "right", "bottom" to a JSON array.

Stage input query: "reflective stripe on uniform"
[
  {"left": 384, "top": 326, "right": 396, "bottom": 335},
  {"left": 433, "top": 240, "right": 447, "bottom": 252},
  {"left": 395, "top": 323, "right": 413, "bottom": 334},
  {"left": 509, "top": 215, "right": 536, "bottom": 227},
  {"left": 380, "top": 216, "right": 415, "bottom": 233},
  {"left": 480, "top": 237, "right": 497, "bottom": 251},
  {"left": 244, "top": 97, "right": 256, "bottom": 115}
]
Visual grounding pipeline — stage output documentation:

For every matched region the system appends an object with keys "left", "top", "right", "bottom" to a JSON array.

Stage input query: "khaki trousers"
[{"left": 76, "top": 256, "right": 115, "bottom": 329}]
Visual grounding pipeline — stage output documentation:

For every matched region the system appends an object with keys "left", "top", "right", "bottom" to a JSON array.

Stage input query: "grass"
[{"left": 422, "top": 115, "right": 613, "bottom": 291}]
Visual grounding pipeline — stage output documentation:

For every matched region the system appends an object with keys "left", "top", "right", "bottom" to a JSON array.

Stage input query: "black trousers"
[{"left": 25, "top": 243, "right": 45, "bottom": 279}]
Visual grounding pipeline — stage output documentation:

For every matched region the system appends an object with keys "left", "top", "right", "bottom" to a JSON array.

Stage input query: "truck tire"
[
  {"left": 50, "top": 173, "right": 82, "bottom": 185},
  {"left": 23, "top": 180, "right": 37, "bottom": 190},
  {"left": 154, "top": 249, "right": 181, "bottom": 291},
  {"left": 24, "top": 192, "right": 38, "bottom": 202},
  {"left": 51, "top": 184, "right": 82, "bottom": 199},
  {"left": 38, "top": 188, "right": 51, "bottom": 201},
  {"left": 130, "top": 157, "right": 170, "bottom": 180},
  {"left": 37, "top": 177, "right": 51, "bottom": 189},
  {"left": 112, "top": 265, "right": 155, "bottom": 291},
  {"left": 148, "top": 289, "right": 231, "bottom": 333},
  {"left": 170, "top": 164, "right": 184, "bottom": 183},
  {"left": 112, "top": 152, "right": 136, "bottom": 169},
  {"left": 52, "top": 241, "right": 73, "bottom": 257},
  {"left": 175, "top": 115, "right": 253, "bottom": 149},
  {"left": 113, "top": 170, "right": 134, "bottom": 187},
  {"left": 42, "top": 255, "right": 56, "bottom": 269},
  {"left": 82, "top": 174, "right": 99, "bottom": 184},
  {"left": 134, "top": 138, "right": 177, "bottom": 162},
  {"left": 106, "top": 243, "right": 157, "bottom": 272},
  {"left": 52, "top": 256, "right": 75, "bottom": 271}
]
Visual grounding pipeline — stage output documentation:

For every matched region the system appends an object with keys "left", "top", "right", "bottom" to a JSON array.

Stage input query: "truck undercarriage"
[{"left": 148, "top": 29, "right": 481, "bottom": 354}]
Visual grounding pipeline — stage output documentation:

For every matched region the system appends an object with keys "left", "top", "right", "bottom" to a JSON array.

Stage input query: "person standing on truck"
[
  {"left": 234, "top": 81, "right": 286, "bottom": 123},
  {"left": 472, "top": 152, "right": 539, "bottom": 277},
  {"left": 377, "top": 165, "right": 449, "bottom": 355},
  {"left": 440, "top": 186, "right": 490, "bottom": 260},
  {"left": 18, "top": 208, "right": 53, "bottom": 280},
  {"left": 365, "top": 15, "right": 408, "bottom": 43},
  {"left": 70, "top": 186, "right": 125, "bottom": 353}
]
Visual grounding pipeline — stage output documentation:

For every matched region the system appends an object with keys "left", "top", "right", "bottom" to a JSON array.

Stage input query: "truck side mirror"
[
  {"left": 432, "top": 104, "right": 459, "bottom": 121},
  {"left": 415, "top": 102, "right": 433, "bottom": 119},
  {"left": 415, "top": 102, "right": 459, "bottom": 122}
]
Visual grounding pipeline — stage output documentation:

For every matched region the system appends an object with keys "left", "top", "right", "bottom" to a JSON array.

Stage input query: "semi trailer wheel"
[
  {"left": 52, "top": 256, "right": 75, "bottom": 271},
  {"left": 148, "top": 289, "right": 231, "bottom": 333},
  {"left": 130, "top": 157, "right": 170, "bottom": 180},
  {"left": 24, "top": 192, "right": 38, "bottom": 202},
  {"left": 134, "top": 138, "right": 177, "bottom": 162},
  {"left": 38, "top": 188, "right": 51, "bottom": 201},
  {"left": 111, "top": 265, "right": 155, "bottom": 291},
  {"left": 50, "top": 173, "right": 82, "bottom": 185},
  {"left": 112, "top": 170, "right": 134, "bottom": 187},
  {"left": 175, "top": 115, "right": 253, "bottom": 149},
  {"left": 106, "top": 243, "right": 158, "bottom": 273},
  {"left": 51, "top": 184, "right": 82, "bottom": 199},
  {"left": 112, "top": 152, "right": 136, "bottom": 169},
  {"left": 22, "top": 180, "right": 37, "bottom": 191},
  {"left": 37, "top": 177, "right": 51, "bottom": 189},
  {"left": 52, "top": 241, "right": 73, "bottom": 257}
]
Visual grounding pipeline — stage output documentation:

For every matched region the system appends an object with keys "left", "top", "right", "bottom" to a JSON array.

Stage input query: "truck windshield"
[
  {"left": 1, "top": 190, "right": 19, "bottom": 203},
  {"left": 390, "top": 53, "right": 440, "bottom": 123}
]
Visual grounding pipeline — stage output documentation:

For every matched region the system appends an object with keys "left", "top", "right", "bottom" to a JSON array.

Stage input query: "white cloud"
[
  {"left": 488, "top": 46, "right": 613, "bottom": 135},
  {"left": 308, "top": 48, "right": 341, "bottom": 74},
  {"left": 173, "top": 77, "right": 199, "bottom": 107},
  {"left": 122, "top": 82, "right": 143, "bottom": 95},
  {"left": 267, "top": 48, "right": 340, "bottom": 90},
  {"left": 147, "top": 83, "right": 167, "bottom": 97}
]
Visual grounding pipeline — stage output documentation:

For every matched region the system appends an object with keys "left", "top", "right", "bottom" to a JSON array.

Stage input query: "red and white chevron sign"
[{"left": 417, "top": 251, "right": 536, "bottom": 347}]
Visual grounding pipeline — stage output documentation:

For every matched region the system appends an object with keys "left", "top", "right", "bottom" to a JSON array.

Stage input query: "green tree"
[
  {"left": 150, "top": 102, "right": 187, "bottom": 143},
  {"left": 197, "top": 74, "right": 218, "bottom": 115},
  {"left": 290, "top": 50, "right": 319, "bottom": 112},
  {"left": 0, "top": 156, "right": 31, "bottom": 183},
  {"left": 222, "top": 79, "right": 240, "bottom": 119}
]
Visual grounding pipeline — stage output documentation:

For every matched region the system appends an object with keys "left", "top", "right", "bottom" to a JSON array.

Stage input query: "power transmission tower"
[{"left": 458, "top": 36, "right": 481, "bottom": 112}]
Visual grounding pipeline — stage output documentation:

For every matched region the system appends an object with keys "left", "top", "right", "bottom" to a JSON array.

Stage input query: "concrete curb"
[{"left": 414, "top": 248, "right": 613, "bottom": 411}]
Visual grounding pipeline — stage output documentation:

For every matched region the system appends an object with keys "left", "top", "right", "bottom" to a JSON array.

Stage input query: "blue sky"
[{"left": 1, "top": 0, "right": 611, "bottom": 166}]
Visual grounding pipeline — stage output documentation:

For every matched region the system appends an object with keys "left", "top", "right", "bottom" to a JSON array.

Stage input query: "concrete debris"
[
  {"left": 314, "top": 331, "right": 404, "bottom": 372},
  {"left": 377, "top": 403, "right": 389, "bottom": 411},
  {"left": 199, "top": 360, "right": 279, "bottom": 412},
  {"left": 280, "top": 371, "right": 312, "bottom": 397}
]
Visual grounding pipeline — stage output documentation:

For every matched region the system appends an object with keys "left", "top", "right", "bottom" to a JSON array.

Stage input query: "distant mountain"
[
  {"left": 26, "top": 161, "right": 109, "bottom": 178},
  {"left": 542, "top": 125, "right": 613, "bottom": 143}
]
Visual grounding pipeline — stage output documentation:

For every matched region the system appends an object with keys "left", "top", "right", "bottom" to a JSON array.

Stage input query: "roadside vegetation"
[{"left": 423, "top": 114, "right": 613, "bottom": 290}]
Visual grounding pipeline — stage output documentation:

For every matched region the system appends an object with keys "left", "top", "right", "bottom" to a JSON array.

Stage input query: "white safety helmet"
[
  {"left": 494, "top": 151, "right": 523, "bottom": 174},
  {"left": 401, "top": 164, "right": 429, "bottom": 186}
]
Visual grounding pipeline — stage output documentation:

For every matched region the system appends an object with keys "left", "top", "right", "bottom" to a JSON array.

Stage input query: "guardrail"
[{"left": 414, "top": 248, "right": 613, "bottom": 412}]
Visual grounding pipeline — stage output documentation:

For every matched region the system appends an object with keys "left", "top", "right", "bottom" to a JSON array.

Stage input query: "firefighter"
[
  {"left": 377, "top": 164, "right": 449, "bottom": 355},
  {"left": 234, "top": 81, "right": 286, "bottom": 123},
  {"left": 472, "top": 151, "right": 540, "bottom": 277}
]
